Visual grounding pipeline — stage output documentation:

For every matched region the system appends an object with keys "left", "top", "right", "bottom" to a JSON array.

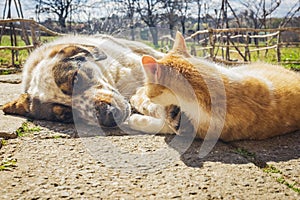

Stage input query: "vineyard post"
[
  {"left": 276, "top": 30, "right": 281, "bottom": 62},
  {"left": 208, "top": 28, "right": 214, "bottom": 59}
]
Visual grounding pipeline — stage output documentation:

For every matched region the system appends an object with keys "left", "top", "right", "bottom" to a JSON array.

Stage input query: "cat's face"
[
  {"left": 141, "top": 55, "right": 178, "bottom": 107},
  {"left": 141, "top": 32, "right": 201, "bottom": 135},
  {"left": 141, "top": 32, "right": 193, "bottom": 107}
]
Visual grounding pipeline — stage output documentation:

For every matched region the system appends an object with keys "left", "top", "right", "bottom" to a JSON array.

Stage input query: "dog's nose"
[{"left": 95, "top": 103, "right": 124, "bottom": 127}]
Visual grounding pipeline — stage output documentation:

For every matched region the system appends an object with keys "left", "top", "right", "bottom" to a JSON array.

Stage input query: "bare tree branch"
[{"left": 280, "top": 1, "right": 300, "bottom": 27}]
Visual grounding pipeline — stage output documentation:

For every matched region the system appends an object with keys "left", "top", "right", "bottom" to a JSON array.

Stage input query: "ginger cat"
[{"left": 129, "top": 32, "right": 300, "bottom": 141}]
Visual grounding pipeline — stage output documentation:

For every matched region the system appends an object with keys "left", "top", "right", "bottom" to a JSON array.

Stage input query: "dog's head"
[
  {"left": 55, "top": 44, "right": 131, "bottom": 127},
  {"left": 45, "top": 43, "right": 131, "bottom": 127}
]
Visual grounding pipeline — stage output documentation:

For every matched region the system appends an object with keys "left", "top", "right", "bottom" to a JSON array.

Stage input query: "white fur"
[{"left": 21, "top": 35, "right": 164, "bottom": 127}]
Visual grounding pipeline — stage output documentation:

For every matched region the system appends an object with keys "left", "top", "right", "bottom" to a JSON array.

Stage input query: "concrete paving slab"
[
  {"left": 0, "top": 74, "right": 22, "bottom": 84},
  {"left": 0, "top": 110, "right": 27, "bottom": 139},
  {"left": 0, "top": 82, "right": 22, "bottom": 106},
  {"left": 0, "top": 76, "right": 25, "bottom": 139},
  {"left": 0, "top": 133, "right": 299, "bottom": 199},
  {"left": 230, "top": 131, "right": 300, "bottom": 192}
]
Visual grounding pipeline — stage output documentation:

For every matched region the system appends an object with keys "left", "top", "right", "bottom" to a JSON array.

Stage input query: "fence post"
[
  {"left": 208, "top": 28, "right": 214, "bottom": 59},
  {"left": 245, "top": 33, "right": 250, "bottom": 62},
  {"left": 276, "top": 30, "right": 281, "bottom": 63},
  {"left": 226, "top": 31, "right": 230, "bottom": 61},
  {"left": 30, "top": 22, "right": 39, "bottom": 48}
]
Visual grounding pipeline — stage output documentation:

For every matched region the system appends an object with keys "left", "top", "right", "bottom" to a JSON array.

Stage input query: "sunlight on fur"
[{"left": 131, "top": 31, "right": 300, "bottom": 141}]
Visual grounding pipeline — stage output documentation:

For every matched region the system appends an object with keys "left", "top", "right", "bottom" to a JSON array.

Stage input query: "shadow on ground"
[
  {"left": 164, "top": 131, "right": 300, "bottom": 168},
  {"left": 31, "top": 117, "right": 300, "bottom": 170}
]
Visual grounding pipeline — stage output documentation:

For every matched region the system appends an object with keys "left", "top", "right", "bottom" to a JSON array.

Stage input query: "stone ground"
[{"left": 0, "top": 73, "right": 299, "bottom": 199}]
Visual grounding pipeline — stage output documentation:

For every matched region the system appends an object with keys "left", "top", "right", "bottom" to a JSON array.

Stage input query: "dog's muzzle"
[{"left": 94, "top": 102, "right": 128, "bottom": 127}]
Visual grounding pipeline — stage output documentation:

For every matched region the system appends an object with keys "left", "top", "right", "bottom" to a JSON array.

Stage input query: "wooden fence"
[
  {"left": 1, "top": 20, "right": 300, "bottom": 68},
  {"left": 0, "top": 18, "right": 64, "bottom": 67},
  {"left": 184, "top": 27, "right": 300, "bottom": 66},
  {"left": 159, "top": 28, "right": 300, "bottom": 66}
]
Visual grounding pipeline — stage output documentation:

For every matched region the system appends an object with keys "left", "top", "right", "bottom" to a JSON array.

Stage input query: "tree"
[
  {"left": 135, "top": 0, "right": 163, "bottom": 46},
  {"left": 279, "top": 1, "right": 300, "bottom": 27},
  {"left": 162, "top": 0, "right": 180, "bottom": 37},
  {"left": 177, "top": 0, "right": 191, "bottom": 36},
  {"left": 196, "top": 0, "right": 203, "bottom": 31},
  {"left": 240, "top": 0, "right": 281, "bottom": 28},
  {"left": 35, "top": 0, "right": 87, "bottom": 31},
  {"left": 118, "top": 0, "right": 136, "bottom": 40}
]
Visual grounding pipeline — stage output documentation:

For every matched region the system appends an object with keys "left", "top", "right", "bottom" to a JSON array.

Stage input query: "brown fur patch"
[
  {"left": 145, "top": 83, "right": 165, "bottom": 99},
  {"left": 2, "top": 94, "right": 30, "bottom": 116},
  {"left": 52, "top": 62, "right": 76, "bottom": 95},
  {"left": 93, "top": 93, "right": 113, "bottom": 105},
  {"left": 49, "top": 44, "right": 91, "bottom": 58},
  {"left": 49, "top": 44, "right": 106, "bottom": 61}
]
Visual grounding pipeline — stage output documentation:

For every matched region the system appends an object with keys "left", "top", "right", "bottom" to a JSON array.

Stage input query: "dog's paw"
[
  {"left": 2, "top": 94, "right": 30, "bottom": 116},
  {"left": 52, "top": 104, "right": 73, "bottom": 123}
]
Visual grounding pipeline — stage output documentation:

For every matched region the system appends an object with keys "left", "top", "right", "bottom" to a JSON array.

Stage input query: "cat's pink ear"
[
  {"left": 142, "top": 55, "right": 161, "bottom": 81},
  {"left": 172, "top": 31, "right": 191, "bottom": 58}
]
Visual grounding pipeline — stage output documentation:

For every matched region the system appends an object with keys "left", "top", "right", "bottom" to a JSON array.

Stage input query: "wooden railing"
[
  {"left": 184, "top": 27, "right": 300, "bottom": 66},
  {"left": 1, "top": 21, "right": 299, "bottom": 69},
  {"left": 0, "top": 18, "right": 64, "bottom": 67},
  {"left": 157, "top": 28, "right": 300, "bottom": 66}
]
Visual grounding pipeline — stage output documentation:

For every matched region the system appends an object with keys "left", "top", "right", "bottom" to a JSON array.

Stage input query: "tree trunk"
[
  {"left": 169, "top": 23, "right": 174, "bottom": 37},
  {"left": 130, "top": 25, "right": 135, "bottom": 41},
  {"left": 149, "top": 27, "right": 158, "bottom": 47},
  {"left": 181, "top": 19, "right": 186, "bottom": 35},
  {"left": 197, "top": 0, "right": 202, "bottom": 31},
  {"left": 58, "top": 16, "right": 66, "bottom": 29}
]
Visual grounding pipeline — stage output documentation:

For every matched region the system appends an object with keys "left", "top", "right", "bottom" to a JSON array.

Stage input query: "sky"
[{"left": 0, "top": 0, "right": 299, "bottom": 21}]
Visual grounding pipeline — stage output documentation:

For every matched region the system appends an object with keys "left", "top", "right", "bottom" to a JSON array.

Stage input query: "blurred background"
[{"left": 0, "top": 0, "right": 300, "bottom": 71}]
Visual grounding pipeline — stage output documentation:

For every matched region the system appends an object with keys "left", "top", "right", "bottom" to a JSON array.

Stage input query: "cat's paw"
[
  {"left": 128, "top": 114, "right": 171, "bottom": 134},
  {"left": 130, "top": 89, "right": 164, "bottom": 118},
  {"left": 130, "top": 87, "right": 147, "bottom": 111}
]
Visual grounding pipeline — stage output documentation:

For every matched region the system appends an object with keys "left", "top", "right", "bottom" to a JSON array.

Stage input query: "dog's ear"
[
  {"left": 50, "top": 44, "right": 107, "bottom": 61},
  {"left": 51, "top": 44, "right": 105, "bottom": 96},
  {"left": 2, "top": 94, "right": 31, "bottom": 116}
]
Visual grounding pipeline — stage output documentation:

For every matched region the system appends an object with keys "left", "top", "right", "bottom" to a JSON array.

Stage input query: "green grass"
[
  {"left": 263, "top": 164, "right": 282, "bottom": 174},
  {"left": 0, "top": 35, "right": 30, "bottom": 66},
  {"left": 0, "top": 69, "right": 13, "bottom": 75},
  {"left": 188, "top": 40, "right": 300, "bottom": 69},
  {"left": 0, "top": 68, "right": 20, "bottom": 75},
  {"left": 263, "top": 164, "right": 300, "bottom": 194},
  {"left": 276, "top": 177, "right": 300, "bottom": 193},
  {"left": 235, "top": 148, "right": 256, "bottom": 158},
  {"left": 16, "top": 122, "right": 41, "bottom": 137},
  {"left": 1, "top": 139, "right": 7, "bottom": 146},
  {"left": 53, "top": 135, "right": 62, "bottom": 139},
  {"left": 0, "top": 158, "right": 17, "bottom": 171},
  {"left": 1, "top": 35, "right": 299, "bottom": 69},
  {"left": 247, "top": 47, "right": 300, "bottom": 70},
  {"left": 0, "top": 35, "right": 57, "bottom": 67}
]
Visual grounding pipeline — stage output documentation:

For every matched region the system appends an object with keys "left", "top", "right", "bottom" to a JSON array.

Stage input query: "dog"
[{"left": 2, "top": 35, "right": 163, "bottom": 127}]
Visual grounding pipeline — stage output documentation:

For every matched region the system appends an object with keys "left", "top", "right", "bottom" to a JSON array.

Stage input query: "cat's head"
[
  {"left": 141, "top": 32, "right": 196, "bottom": 106},
  {"left": 141, "top": 32, "right": 200, "bottom": 135}
]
